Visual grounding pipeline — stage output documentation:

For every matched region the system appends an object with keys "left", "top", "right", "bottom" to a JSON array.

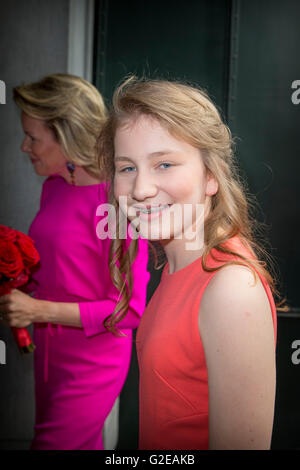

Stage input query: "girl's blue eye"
[
  {"left": 160, "top": 163, "right": 172, "bottom": 169},
  {"left": 120, "top": 166, "right": 135, "bottom": 173}
]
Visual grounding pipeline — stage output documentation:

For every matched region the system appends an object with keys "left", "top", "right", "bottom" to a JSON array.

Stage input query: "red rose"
[
  {"left": 0, "top": 272, "right": 29, "bottom": 295},
  {"left": 0, "top": 225, "right": 17, "bottom": 242},
  {"left": 10, "top": 271, "right": 29, "bottom": 288},
  {"left": 0, "top": 225, "right": 38, "bottom": 354},
  {"left": 0, "top": 239, "right": 24, "bottom": 279},
  {"left": 15, "top": 231, "right": 40, "bottom": 269},
  {"left": 0, "top": 283, "right": 11, "bottom": 295}
]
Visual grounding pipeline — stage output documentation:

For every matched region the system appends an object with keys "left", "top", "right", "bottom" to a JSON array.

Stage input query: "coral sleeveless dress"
[{"left": 136, "top": 238, "right": 277, "bottom": 450}]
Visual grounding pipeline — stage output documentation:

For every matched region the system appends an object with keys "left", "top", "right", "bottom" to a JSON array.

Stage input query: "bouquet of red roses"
[{"left": 0, "top": 225, "right": 40, "bottom": 353}]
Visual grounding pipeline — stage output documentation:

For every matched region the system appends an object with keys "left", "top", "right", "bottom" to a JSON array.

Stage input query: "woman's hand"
[
  {"left": 0, "top": 289, "right": 37, "bottom": 327},
  {"left": 0, "top": 290, "right": 82, "bottom": 328}
]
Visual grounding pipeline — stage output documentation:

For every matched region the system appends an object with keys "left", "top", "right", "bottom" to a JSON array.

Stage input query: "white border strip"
[{"left": 68, "top": 0, "right": 95, "bottom": 82}]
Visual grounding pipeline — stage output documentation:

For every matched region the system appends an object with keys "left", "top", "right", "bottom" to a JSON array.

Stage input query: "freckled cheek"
[
  {"left": 164, "top": 179, "right": 200, "bottom": 203},
  {"left": 182, "top": 172, "right": 207, "bottom": 201},
  {"left": 114, "top": 176, "right": 132, "bottom": 200}
]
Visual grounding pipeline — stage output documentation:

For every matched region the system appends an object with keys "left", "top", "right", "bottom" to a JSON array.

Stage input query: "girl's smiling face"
[{"left": 113, "top": 114, "right": 218, "bottom": 244}]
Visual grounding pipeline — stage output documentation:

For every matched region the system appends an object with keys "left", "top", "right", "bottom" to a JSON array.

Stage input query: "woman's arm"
[
  {"left": 0, "top": 277, "right": 148, "bottom": 331},
  {"left": 198, "top": 264, "right": 276, "bottom": 450},
  {"left": 0, "top": 289, "right": 82, "bottom": 328},
  {"left": 0, "top": 238, "right": 149, "bottom": 332}
]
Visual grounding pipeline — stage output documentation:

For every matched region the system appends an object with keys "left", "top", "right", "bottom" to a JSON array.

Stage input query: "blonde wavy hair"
[
  {"left": 98, "top": 76, "right": 286, "bottom": 332},
  {"left": 13, "top": 73, "right": 107, "bottom": 178}
]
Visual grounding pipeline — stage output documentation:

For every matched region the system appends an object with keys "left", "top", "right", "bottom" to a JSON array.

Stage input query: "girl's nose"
[{"left": 132, "top": 170, "right": 158, "bottom": 201}]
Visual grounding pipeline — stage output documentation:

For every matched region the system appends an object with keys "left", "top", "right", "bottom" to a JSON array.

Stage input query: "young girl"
[{"left": 98, "top": 77, "right": 278, "bottom": 450}]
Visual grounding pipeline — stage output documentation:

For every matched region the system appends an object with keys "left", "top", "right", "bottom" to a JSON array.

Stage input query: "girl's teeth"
[{"left": 140, "top": 205, "right": 169, "bottom": 214}]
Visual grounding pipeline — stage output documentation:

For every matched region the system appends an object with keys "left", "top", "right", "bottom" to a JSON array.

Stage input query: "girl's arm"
[{"left": 198, "top": 264, "right": 276, "bottom": 450}]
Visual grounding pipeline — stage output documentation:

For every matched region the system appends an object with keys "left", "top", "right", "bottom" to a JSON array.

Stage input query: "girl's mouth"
[
  {"left": 138, "top": 204, "right": 170, "bottom": 214},
  {"left": 134, "top": 204, "right": 172, "bottom": 221}
]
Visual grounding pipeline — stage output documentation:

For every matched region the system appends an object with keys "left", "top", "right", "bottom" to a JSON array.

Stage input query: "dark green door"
[
  {"left": 94, "top": 0, "right": 231, "bottom": 111},
  {"left": 225, "top": 0, "right": 300, "bottom": 450},
  {"left": 93, "top": 0, "right": 300, "bottom": 449}
]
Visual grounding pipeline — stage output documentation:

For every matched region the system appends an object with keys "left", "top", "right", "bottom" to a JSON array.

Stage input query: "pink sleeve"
[{"left": 78, "top": 235, "right": 150, "bottom": 337}]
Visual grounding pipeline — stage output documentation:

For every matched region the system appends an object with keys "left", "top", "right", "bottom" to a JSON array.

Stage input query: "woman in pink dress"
[{"left": 0, "top": 74, "right": 149, "bottom": 450}]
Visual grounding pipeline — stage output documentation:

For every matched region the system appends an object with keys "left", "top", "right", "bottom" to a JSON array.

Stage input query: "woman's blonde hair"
[
  {"left": 13, "top": 73, "right": 107, "bottom": 178},
  {"left": 98, "top": 76, "right": 286, "bottom": 332}
]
